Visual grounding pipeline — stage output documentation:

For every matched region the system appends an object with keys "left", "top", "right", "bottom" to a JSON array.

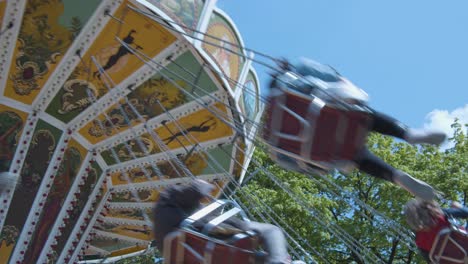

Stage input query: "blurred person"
[
  {"left": 153, "top": 179, "right": 305, "bottom": 264},
  {"left": 269, "top": 58, "right": 446, "bottom": 201},
  {"left": 404, "top": 199, "right": 467, "bottom": 262}
]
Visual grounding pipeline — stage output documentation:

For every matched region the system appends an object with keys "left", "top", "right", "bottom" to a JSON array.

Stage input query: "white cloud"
[{"left": 423, "top": 104, "right": 468, "bottom": 149}]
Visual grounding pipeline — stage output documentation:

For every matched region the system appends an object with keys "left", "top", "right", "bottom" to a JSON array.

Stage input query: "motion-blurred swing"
[
  {"left": 163, "top": 199, "right": 267, "bottom": 264},
  {"left": 263, "top": 69, "right": 372, "bottom": 175},
  {"left": 429, "top": 221, "right": 467, "bottom": 264}
]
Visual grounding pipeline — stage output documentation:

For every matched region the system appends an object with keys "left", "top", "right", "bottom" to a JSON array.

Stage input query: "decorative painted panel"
[
  {"left": 0, "top": 120, "right": 61, "bottom": 263},
  {"left": 241, "top": 70, "right": 258, "bottom": 132},
  {"left": 203, "top": 12, "right": 245, "bottom": 91},
  {"left": 78, "top": 51, "right": 219, "bottom": 144},
  {"left": 22, "top": 139, "right": 86, "bottom": 263},
  {"left": 0, "top": 0, "right": 258, "bottom": 262},
  {"left": 50, "top": 162, "right": 102, "bottom": 263},
  {"left": 101, "top": 102, "right": 233, "bottom": 165},
  {"left": 110, "top": 145, "right": 233, "bottom": 185},
  {"left": 45, "top": 0, "right": 177, "bottom": 123},
  {"left": 3, "top": 0, "right": 100, "bottom": 104},
  {"left": 0, "top": 104, "right": 28, "bottom": 172},
  {"left": 150, "top": 0, "right": 205, "bottom": 32}
]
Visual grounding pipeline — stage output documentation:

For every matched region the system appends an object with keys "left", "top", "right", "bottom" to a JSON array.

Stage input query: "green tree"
[{"left": 237, "top": 121, "right": 467, "bottom": 263}]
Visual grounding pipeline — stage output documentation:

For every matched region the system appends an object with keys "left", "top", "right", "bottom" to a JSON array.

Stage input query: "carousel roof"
[{"left": 0, "top": 0, "right": 261, "bottom": 262}]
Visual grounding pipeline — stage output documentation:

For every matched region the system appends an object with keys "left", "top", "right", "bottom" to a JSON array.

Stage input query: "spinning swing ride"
[{"left": 0, "top": 0, "right": 466, "bottom": 263}]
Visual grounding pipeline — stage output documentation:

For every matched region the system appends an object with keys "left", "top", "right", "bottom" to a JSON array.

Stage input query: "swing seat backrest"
[
  {"left": 264, "top": 87, "right": 371, "bottom": 171},
  {"left": 163, "top": 229, "right": 261, "bottom": 264},
  {"left": 429, "top": 227, "right": 468, "bottom": 264},
  {"left": 163, "top": 200, "right": 265, "bottom": 264}
]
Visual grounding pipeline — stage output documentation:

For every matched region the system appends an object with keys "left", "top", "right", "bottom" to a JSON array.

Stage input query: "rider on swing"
[
  {"left": 153, "top": 180, "right": 306, "bottom": 264},
  {"left": 404, "top": 199, "right": 468, "bottom": 263},
  {"left": 269, "top": 58, "right": 446, "bottom": 201}
]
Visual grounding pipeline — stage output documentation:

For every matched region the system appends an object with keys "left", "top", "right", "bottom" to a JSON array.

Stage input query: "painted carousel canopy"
[{"left": 0, "top": 0, "right": 262, "bottom": 263}]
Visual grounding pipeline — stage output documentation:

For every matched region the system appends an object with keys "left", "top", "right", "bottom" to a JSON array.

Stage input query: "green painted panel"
[{"left": 0, "top": 120, "right": 62, "bottom": 262}]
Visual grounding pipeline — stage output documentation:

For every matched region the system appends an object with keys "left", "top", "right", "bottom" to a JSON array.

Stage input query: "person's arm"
[{"left": 443, "top": 207, "right": 468, "bottom": 219}]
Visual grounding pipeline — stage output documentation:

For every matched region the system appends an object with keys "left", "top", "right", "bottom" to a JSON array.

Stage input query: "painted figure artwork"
[
  {"left": 79, "top": 50, "right": 221, "bottom": 145},
  {"left": 50, "top": 163, "right": 101, "bottom": 263},
  {"left": 0, "top": 121, "right": 61, "bottom": 262},
  {"left": 153, "top": 0, "right": 204, "bottom": 31},
  {"left": 156, "top": 102, "right": 233, "bottom": 149},
  {"left": 45, "top": 0, "right": 177, "bottom": 123},
  {"left": 4, "top": 0, "right": 100, "bottom": 104},
  {"left": 23, "top": 142, "right": 85, "bottom": 264},
  {"left": 86, "top": 99, "right": 146, "bottom": 139},
  {"left": 212, "top": 35, "right": 232, "bottom": 76},
  {"left": 203, "top": 14, "right": 245, "bottom": 91},
  {"left": 93, "top": 30, "right": 143, "bottom": 80},
  {"left": 162, "top": 117, "right": 217, "bottom": 145},
  {"left": 0, "top": 108, "right": 26, "bottom": 172},
  {"left": 100, "top": 102, "right": 232, "bottom": 165}
]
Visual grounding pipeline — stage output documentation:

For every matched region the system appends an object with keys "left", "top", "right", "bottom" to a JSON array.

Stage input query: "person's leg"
[
  {"left": 242, "top": 221, "right": 290, "bottom": 264},
  {"left": 354, "top": 148, "right": 438, "bottom": 201},
  {"left": 368, "top": 110, "right": 407, "bottom": 139},
  {"left": 369, "top": 109, "right": 446, "bottom": 145}
]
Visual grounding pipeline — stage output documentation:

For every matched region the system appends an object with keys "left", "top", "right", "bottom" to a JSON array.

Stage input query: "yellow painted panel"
[
  {"left": 0, "top": 240, "right": 14, "bottom": 264},
  {"left": 78, "top": 99, "right": 143, "bottom": 145},
  {"left": 83, "top": 3, "right": 176, "bottom": 86},
  {"left": 0, "top": 0, "right": 6, "bottom": 29},
  {"left": 68, "top": 138, "right": 87, "bottom": 158},
  {"left": 109, "top": 245, "right": 146, "bottom": 257},
  {"left": 110, "top": 152, "right": 209, "bottom": 185},
  {"left": 203, "top": 14, "right": 244, "bottom": 90},
  {"left": 155, "top": 102, "right": 233, "bottom": 150},
  {"left": 3, "top": 0, "right": 100, "bottom": 104},
  {"left": 46, "top": 0, "right": 177, "bottom": 123},
  {"left": 100, "top": 102, "right": 233, "bottom": 165},
  {"left": 105, "top": 224, "right": 152, "bottom": 241},
  {"left": 0, "top": 103, "right": 28, "bottom": 121}
]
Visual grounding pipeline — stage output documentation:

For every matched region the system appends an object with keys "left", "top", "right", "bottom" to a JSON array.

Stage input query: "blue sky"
[{"left": 218, "top": 0, "right": 468, "bottom": 132}]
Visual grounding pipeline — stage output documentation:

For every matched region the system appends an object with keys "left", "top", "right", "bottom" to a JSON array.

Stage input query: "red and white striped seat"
[
  {"left": 429, "top": 226, "right": 467, "bottom": 264},
  {"left": 263, "top": 86, "right": 372, "bottom": 173},
  {"left": 163, "top": 200, "right": 266, "bottom": 264}
]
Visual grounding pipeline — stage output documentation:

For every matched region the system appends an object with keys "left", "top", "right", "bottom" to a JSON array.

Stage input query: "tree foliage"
[
  {"left": 237, "top": 121, "right": 467, "bottom": 264},
  {"left": 120, "top": 122, "right": 466, "bottom": 263}
]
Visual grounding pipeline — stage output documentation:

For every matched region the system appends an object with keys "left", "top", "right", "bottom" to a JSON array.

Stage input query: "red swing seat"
[
  {"left": 429, "top": 226, "right": 467, "bottom": 264},
  {"left": 263, "top": 84, "right": 372, "bottom": 173},
  {"left": 162, "top": 200, "right": 266, "bottom": 264}
]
